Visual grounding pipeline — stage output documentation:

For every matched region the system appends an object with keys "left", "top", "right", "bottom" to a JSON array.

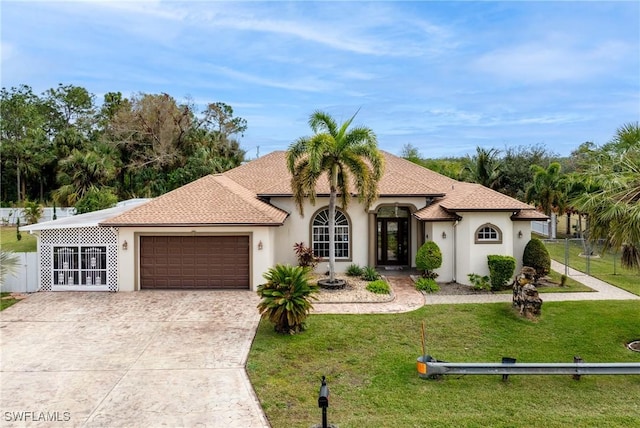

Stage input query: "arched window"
[
  {"left": 312, "top": 208, "right": 350, "bottom": 259},
  {"left": 475, "top": 223, "right": 502, "bottom": 244}
]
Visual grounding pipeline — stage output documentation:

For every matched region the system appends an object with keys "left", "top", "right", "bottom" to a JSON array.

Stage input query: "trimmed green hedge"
[
  {"left": 487, "top": 255, "right": 516, "bottom": 291},
  {"left": 523, "top": 238, "right": 551, "bottom": 281},
  {"left": 416, "top": 241, "right": 442, "bottom": 277}
]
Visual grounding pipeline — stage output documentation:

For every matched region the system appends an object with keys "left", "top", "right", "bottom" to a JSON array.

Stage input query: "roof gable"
[{"left": 101, "top": 175, "right": 288, "bottom": 226}]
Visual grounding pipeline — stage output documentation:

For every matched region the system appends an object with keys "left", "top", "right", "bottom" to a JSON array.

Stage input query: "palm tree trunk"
[{"left": 328, "top": 165, "right": 338, "bottom": 283}]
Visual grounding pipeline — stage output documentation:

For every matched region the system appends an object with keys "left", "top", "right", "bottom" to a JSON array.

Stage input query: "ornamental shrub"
[
  {"left": 468, "top": 273, "right": 491, "bottom": 291},
  {"left": 366, "top": 279, "right": 390, "bottom": 294},
  {"left": 415, "top": 277, "right": 440, "bottom": 293},
  {"left": 415, "top": 241, "right": 442, "bottom": 278},
  {"left": 522, "top": 238, "right": 551, "bottom": 282},
  {"left": 293, "top": 242, "right": 321, "bottom": 268},
  {"left": 346, "top": 263, "right": 364, "bottom": 277},
  {"left": 257, "top": 264, "right": 318, "bottom": 334},
  {"left": 361, "top": 266, "right": 380, "bottom": 281},
  {"left": 487, "top": 255, "right": 516, "bottom": 291}
]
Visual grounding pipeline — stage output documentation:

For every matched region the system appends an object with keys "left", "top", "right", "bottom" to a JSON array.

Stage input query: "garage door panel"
[{"left": 140, "top": 236, "right": 249, "bottom": 290}]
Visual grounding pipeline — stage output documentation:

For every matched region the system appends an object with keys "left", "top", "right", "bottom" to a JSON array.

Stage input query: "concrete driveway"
[{"left": 0, "top": 291, "right": 269, "bottom": 427}]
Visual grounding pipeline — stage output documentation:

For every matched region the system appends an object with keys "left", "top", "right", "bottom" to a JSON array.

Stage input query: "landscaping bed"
[{"left": 313, "top": 274, "right": 394, "bottom": 303}]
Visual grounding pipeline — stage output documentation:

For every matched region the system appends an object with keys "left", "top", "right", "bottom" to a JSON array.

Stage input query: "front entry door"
[{"left": 377, "top": 218, "right": 409, "bottom": 265}]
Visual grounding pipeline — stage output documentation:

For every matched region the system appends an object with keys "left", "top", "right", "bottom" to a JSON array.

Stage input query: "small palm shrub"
[
  {"left": 361, "top": 266, "right": 380, "bottom": 281},
  {"left": 22, "top": 200, "right": 43, "bottom": 224},
  {"left": 416, "top": 241, "right": 442, "bottom": 278},
  {"left": 415, "top": 277, "right": 440, "bottom": 293},
  {"left": 257, "top": 264, "right": 318, "bottom": 335},
  {"left": 487, "top": 255, "right": 516, "bottom": 291},
  {"left": 366, "top": 279, "right": 390, "bottom": 294},
  {"left": 346, "top": 263, "right": 364, "bottom": 277},
  {"left": 293, "top": 242, "right": 321, "bottom": 268},
  {"left": 468, "top": 273, "right": 491, "bottom": 291},
  {"left": 522, "top": 238, "right": 551, "bottom": 282}
]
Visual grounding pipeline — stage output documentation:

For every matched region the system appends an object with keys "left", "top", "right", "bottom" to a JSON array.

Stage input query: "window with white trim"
[
  {"left": 475, "top": 224, "right": 502, "bottom": 244},
  {"left": 53, "top": 246, "right": 107, "bottom": 286},
  {"left": 312, "top": 209, "right": 350, "bottom": 259}
]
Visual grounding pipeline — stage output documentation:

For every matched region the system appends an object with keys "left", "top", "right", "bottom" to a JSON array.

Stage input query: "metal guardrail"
[{"left": 417, "top": 356, "right": 640, "bottom": 380}]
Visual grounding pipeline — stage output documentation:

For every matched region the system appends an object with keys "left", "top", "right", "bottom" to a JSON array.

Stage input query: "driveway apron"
[{"left": 0, "top": 291, "right": 270, "bottom": 428}]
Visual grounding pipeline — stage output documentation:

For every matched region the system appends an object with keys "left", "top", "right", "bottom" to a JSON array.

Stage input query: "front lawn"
[
  {"left": 0, "top": 292, "right": 20, "bottom": 311},
  {"left": 1, "top": 226, "right": 37, "bottom": 252},
  {"left": 248, "top": 301, "right": 640, "bottom": 428}
]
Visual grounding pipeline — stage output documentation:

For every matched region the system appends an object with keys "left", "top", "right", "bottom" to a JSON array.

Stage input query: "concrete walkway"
[{"left": 313, "top": 261, "right": 639, "bottom": 313}]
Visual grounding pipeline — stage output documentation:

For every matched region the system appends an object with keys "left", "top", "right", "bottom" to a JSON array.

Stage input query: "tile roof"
[
  {"left": 414, "top": 182, "right": 546, "bottom": 220},
  {"left": 226, "top": 150, "right": 450, "bottom": 197},
  {"left": 511, "top": 209, "right": 550, "bottom": 221},
  {"left": 99, "top": 149, "right": 544, "bottom": 226},
  {"left": 101, "top": 174, "right": 288, "bottom": 226}
]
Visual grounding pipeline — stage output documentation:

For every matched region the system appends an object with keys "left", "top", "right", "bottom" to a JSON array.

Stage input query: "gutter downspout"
[{"left": 452, "top": 220, "right": 459, "bottom": 282}]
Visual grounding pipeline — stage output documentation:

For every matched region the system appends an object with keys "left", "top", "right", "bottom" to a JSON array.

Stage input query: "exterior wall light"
[
  {"left": 258, "top": 240, "right": 263, "bottom": 250},
  {"left": 518, "top": 230, "right": 523, "bottom": 239},
  {"left": 122, "top": 240, "right": 128, "bottom": 251},
  {"left": 442, "top": 231, "right": 447, "bottom": 239}
]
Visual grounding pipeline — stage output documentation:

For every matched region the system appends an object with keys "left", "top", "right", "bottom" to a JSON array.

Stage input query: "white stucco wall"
[
  {"left": 269, "top": 196, "right": 427, "bottom": 273},
  {"left": 116, "top": 226, "right": 279, "bottom": 291},
  {"left": 512, "top": 221, "right": 532, "bottom": 273},
  {"left": 453, "top": 211, "right": 517, "bottom": 285},
  {"left": 430, "top": 222, "right": 455, "bottom": 282}
]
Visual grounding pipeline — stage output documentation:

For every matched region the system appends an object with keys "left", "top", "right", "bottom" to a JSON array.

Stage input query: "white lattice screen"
[{"left": 40, "top": 227, "right": 119, "bottom": 292}]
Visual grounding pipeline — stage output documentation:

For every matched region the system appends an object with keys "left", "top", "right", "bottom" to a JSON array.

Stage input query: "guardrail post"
[
  {"left": 502, "top": 357, "right": 516, "bottom": 381},
  {"left": 573, "top": 356, "right": 583, "bottom": 380}
]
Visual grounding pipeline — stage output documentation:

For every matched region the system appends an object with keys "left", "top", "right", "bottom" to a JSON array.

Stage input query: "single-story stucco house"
[{"left": 21, "top": 151, "right": 547, "bottom": 292}]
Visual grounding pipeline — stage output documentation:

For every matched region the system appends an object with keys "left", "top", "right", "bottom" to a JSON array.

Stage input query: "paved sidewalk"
[{"left": 313, "top": 262, "right": 639, "bottom": 314}]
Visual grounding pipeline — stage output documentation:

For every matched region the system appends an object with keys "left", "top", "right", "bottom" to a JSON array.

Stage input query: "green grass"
[
  {"left": 248, "top": 301, "right": 640, "bottom": 428},
  {"left": 544, "top": 240, "right": 640, "bottom": 296},
  {"left": 540, "top": 269, "right": 593, "bottom": 293},
  {"left": 0, "top": 292, "right": 20, "bottom": 311},
  {"left": 0, "top": 226, "right": 37, "bottom": 252}
]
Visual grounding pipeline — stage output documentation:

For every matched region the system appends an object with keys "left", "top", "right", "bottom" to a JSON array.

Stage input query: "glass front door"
[{"left": 377, "top": 218, "right": 409, "bottom": 265}]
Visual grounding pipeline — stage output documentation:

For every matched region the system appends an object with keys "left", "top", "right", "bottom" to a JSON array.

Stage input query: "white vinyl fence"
[
  {"left": 531, "top": 214, "right": 556, "bottom": 239},
  {"left": 1, "top": 207, "right": 76, "bottom": 225},
  {"left": 1, "top": 253, "right": 39, "bottom": 293}
]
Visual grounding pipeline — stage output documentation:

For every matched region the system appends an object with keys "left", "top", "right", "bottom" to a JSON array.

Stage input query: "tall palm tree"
[
  {"left": 525, "top": 162, "right": 566, "bottom": 217},
  {"left": 571, "top": 140, "right": 640, "bottom": 269},
  {"left": 460, "top": 147, "right": 502, "bottom": 189},
  {"left": 287, "top": 110, "right": 384, "bottom": 283}
]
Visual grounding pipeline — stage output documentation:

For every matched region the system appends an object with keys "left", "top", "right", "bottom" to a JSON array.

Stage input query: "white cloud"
[
  {"left": 473, "top": 39, "right": 631, "bottom": 83},
  {"left": 206, "top": 65, "right": 335, "bottom": 93}
]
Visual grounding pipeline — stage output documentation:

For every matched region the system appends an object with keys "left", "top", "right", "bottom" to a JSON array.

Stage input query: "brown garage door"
[{"left": 140, "top": 236, "right": 250, "bottom": 289}]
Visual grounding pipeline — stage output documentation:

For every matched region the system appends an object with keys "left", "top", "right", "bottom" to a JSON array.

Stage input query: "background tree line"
[
  {"left": 1, "top": 84, "right": 246, "bottom": 212},
  {"left": 402, "top": 122, "right": 639, "bottom": 269}
]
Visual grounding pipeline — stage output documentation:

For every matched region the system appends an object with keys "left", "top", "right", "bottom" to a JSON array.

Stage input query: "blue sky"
[{"left": 2, "top": 1, "right": 639, "bottom": 158}]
